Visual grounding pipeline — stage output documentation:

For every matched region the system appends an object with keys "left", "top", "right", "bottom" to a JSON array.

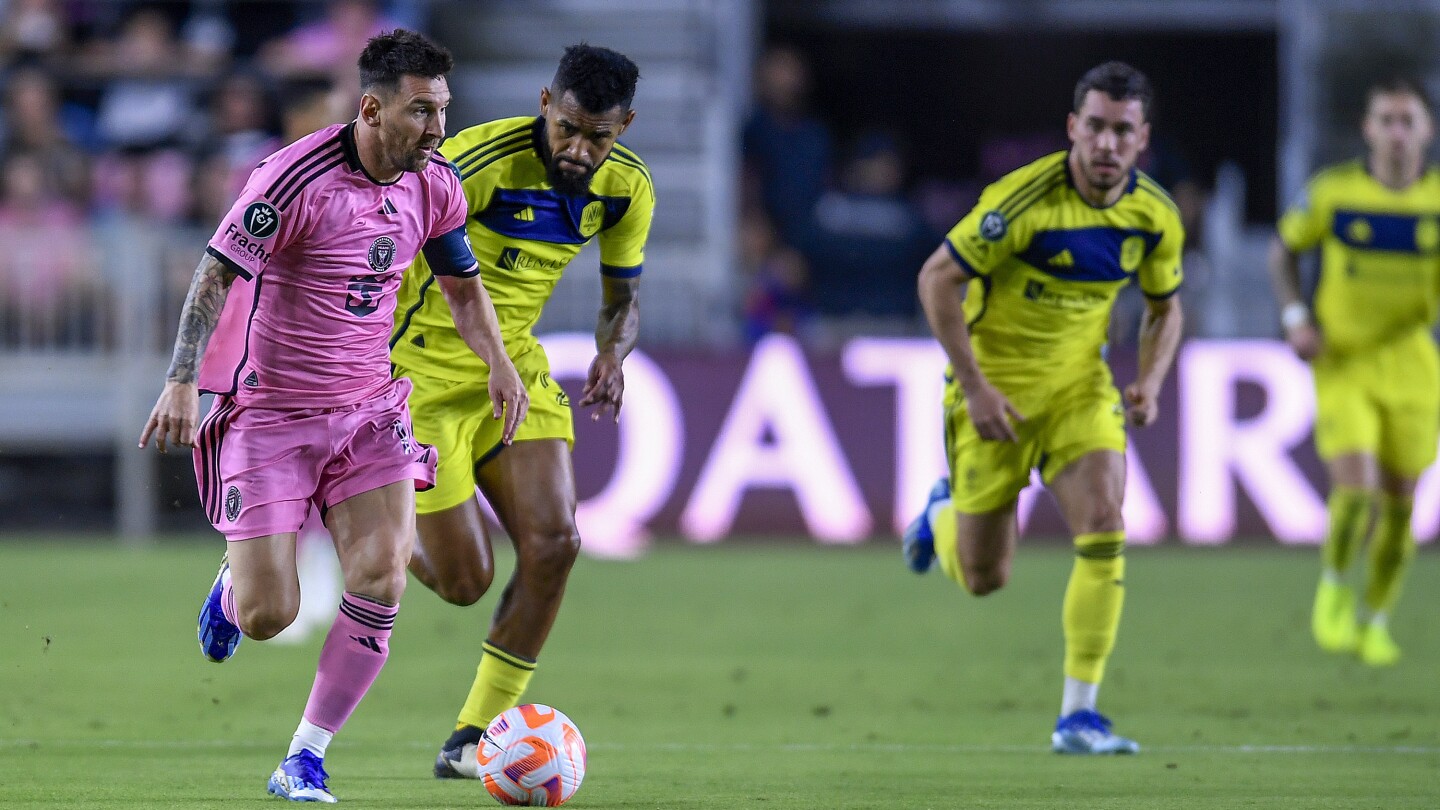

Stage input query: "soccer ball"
[{"left": 477, "top": 704, "right": 587, "bottom": 806}]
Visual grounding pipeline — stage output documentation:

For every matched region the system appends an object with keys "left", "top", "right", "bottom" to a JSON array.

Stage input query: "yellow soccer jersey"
[
  {"left": 392, "top": 116, "right": 655, "bottom": 380},
  {"left": 1277, "top": 160, "right": 1440, "bottom": 355},
  {"left": 944, "top": 151, "right": 1184, "bottom": 402}
]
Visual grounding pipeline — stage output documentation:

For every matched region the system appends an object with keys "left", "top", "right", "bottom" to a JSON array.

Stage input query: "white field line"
[{"left": 1, "top": 739, "right": 1437, "bottom": 755}]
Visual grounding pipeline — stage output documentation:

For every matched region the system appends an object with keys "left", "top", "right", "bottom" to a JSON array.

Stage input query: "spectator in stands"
[
  {"left": 1, "top": 64, "right": 89, "bottom": 205},
  {"left": 740, "top": 211, "right": 814, "bottom": 343},
  {"left": 742, "top": 44, "right": 831, "bottom": 246},
  {"left": 201, "top": 70, "right": 281, "bottom": 195},
  {"left": 83, "top": 7, "right": 205, "bottom": 152},
  {"left": 81, "top": 7, "right": 217, "bottom": 222},
  {"left": 279, "top": 76, "right": 348, "bottom": 144},
  {"left": 258, "top": 0, "right": 398, "bottom": 80},
  {"left": 0, "top": 149, "right": 97, "bottom": 345},
  {"left": 0, "top": 0, "right": 70, "bottom": 68},
  {"left": 803, "top": 130, "right": 935, "bottom": 319}
]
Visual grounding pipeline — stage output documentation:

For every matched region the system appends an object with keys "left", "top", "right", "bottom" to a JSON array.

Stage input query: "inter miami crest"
[
  {"left": 368, "top": 236, "right": 396, "bottom": 273},
  {"left": 224, "top": 486, "right": 242, "bottom": 522}
]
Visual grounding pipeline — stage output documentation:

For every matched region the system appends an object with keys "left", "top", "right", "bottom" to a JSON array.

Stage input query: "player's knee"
[
  {"left": 433, "top": 567, "right": 493, "bottom": 607},
  {"left": 1079, "top": 501, "right": 1124, "bottom": 536},
  {"left": 961, "top": 564, "right": 1008, "bottom": 596},
  {"left": 239, "top": 601, "right": 299, "bottom": 641},
  {"left": 348, "top": 564, "right": 408, "bottom": 605},
  {"left": 519, "top": 526, "right": 581, "bottom": 578}
]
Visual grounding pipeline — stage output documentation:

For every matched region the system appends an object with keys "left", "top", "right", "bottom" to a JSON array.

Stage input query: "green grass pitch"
[{"left": 1, "top": 540, "right": 1437, "bottom": 808}]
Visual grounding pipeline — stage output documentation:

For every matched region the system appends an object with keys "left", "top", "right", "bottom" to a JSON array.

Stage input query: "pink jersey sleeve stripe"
[
  {"left": 264, "top": 134, "right": 343, "bottom": 200},
  {"left": 272, "top": 147, "right": 345, "bottom": 212}
]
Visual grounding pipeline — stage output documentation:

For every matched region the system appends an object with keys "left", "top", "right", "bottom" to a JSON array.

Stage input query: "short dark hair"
[
  {"left": 357, "top": 29, "right": 453, "bottom": 93},
  {"left": 551, "top": 43, "right": 640, "bottom": 113},
  {"left": 1367, "top": 75, "right": 1432, "bottom": 113},
  {"left": 1073, "top": 61, "right": 1154, "bottom": 121}
]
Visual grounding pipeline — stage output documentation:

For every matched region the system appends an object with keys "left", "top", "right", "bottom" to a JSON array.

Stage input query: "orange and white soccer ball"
[{"left": 477, "top": 704, "right": 587, "bottom": 806}]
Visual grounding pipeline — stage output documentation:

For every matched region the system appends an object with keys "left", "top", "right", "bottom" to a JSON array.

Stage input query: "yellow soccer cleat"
[
  {"left": 1358, "top": 622, "right": 1401, "bottom": 667},
  {"left": 1311, "top": 579, "right": 1359, "bottom": 654}
]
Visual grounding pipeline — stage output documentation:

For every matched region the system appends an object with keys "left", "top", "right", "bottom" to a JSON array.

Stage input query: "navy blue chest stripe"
[
  {"left": 476, "top": 189, "right": 633, "bottom": 245},
  {"left": 1332, "top": 209, "right": 1440, "bottom": 253},
  {"left": 1015, "top": 227, "right": 1162, "bottom": 282}
]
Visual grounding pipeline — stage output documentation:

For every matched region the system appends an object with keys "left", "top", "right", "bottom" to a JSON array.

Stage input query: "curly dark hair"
[
  {"left": 358, "top": 29, "right": 454, "bottom": 92},
  {"left": 1367, "top": 75, "right": 1432, "bottom": 113},
  {"left": 551, "top": 43, "right": 640, "bottom": 113},
  {"left": 1073, "top": 61, "right": 1154, "bottom": 121}
]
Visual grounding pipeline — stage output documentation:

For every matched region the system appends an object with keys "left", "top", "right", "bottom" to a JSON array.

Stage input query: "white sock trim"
[
  {"left": 288, "top": 719, "right": 335, "bottom": 759},
  {"left": 1061, "top": 676, "right": 1100, "bottom": 717}
]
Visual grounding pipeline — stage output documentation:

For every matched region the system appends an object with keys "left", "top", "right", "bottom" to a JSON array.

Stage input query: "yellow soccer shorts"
[
  {"left": 945, "top": 377, "right": 1127, "bottom": 514},
  {"left": 1312, "top": 333, "right": 1440, "bottom": 478},
  {"left": 396, "top": 344, "right": 576, "bottom": 515}
]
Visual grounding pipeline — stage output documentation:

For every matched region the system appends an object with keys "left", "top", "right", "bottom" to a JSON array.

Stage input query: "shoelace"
[
  {"left": 291, "top": 754, "right": 330, "bottom": 788},
  {"left": 1064, "top": 711, "right": 1113, "bottom": 734}
]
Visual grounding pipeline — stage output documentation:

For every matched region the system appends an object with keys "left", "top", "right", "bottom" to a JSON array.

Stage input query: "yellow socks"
[
  {"left": 1364, "top": 494, "right": 1415, "bottom": 615},
  {"left": 931, "top": 502, "right": 963, "bottom": 586},
  {"left": 1063, "top": 531, "right": 1126, "bottom": 684},
  {"left": 1322, "top": 487, "right": 1373, "bottom": 575},
  {"left": 456, "top": 640, "right": 536, "bottom": 730}
]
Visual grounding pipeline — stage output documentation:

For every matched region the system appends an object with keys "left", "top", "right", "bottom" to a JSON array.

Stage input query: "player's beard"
[
  {"left": 399, "top": 140, "right": 440, "bottom": 173},
  {"left": 539, "top": 140, "right": 596, "bottom": 196},
  {"left": 1081, "top": 153, "right": 1128, "bottom": 191}
]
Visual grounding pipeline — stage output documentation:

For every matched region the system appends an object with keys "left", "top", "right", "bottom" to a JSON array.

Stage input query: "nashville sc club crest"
[{"left": 368, "top": 236, "right": 396, "bottom": 272}]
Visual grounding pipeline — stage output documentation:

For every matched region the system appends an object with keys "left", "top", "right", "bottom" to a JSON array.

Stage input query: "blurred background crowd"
[
  {"left": 0, "top": 0, "right": 1432, "bottom": 533},
  {"left": 0, "top": 0, "right": 1274, "bottom": 354},
  {"left": 0, "top": 0, "right": 413, "bottom": 348}
]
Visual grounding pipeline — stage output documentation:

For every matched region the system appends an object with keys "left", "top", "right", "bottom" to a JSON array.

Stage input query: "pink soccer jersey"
[{"left": 200, "top": 122, "right": 474, "bottom": 409}]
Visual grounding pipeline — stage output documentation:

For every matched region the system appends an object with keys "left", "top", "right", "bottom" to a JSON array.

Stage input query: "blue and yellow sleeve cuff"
[
  {"left": 600, "top": 263, "right": 643, "bottom": 279},
  {"left": 944, "top": 240, "right": 983, "bottom": 278}
]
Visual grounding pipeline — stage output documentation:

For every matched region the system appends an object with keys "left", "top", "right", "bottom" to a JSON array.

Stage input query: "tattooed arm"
[
  {"left": 139, "top": 254, "right": 238, "bottom": 452},
  {"left": 579, "top": 276, "right": 640, "bottom": 423}
]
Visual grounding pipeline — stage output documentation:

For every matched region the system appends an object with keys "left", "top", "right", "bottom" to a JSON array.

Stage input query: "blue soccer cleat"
[
  {"left": 197, "top": 555, "right": 242, "bottom": 663},
  {"left": 1051, "top": 709, "right": 1140, "bottom": 755},
  {"left": 267, "top": 750, "right": 337, "bottom": 803},
  {"left": 901, "top": 477, "right": 950, "bottom": 574}
]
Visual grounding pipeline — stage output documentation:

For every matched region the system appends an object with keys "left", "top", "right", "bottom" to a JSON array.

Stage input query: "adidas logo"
[
  {"left": 350, "top": 635, "right": 383, "bottom": 653},
  {"left": 1048, "top": 249, "right": 1074, "bottom": 268},
  {"left": 513, "top": 206, "right": 535, "bottom": 222},
  {"left": 243, "top": 371, "right": 259, "bottom": 387},
  {"left": 379, "top": 197, "right": 398, "bottom": 215}
]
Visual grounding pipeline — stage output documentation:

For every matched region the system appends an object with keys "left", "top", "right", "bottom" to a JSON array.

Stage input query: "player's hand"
[
  {"left": 963, "top": 379, "right": 1024, "bottom": 442},
  {"left": 487, "top": 359, "right": 529, "bottom": 444},
  {"left": 580, "top": 350, "right": 625, "bottom": 424},
  {"left": 1285, "top": 322, "right": 1322, "bottom": 361},
  {"left": 139, "top": 380, "right": 199, "bottom": 453},
  {"left": 1123, "top": 381, "right": 1160, "bottom": 428}
]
